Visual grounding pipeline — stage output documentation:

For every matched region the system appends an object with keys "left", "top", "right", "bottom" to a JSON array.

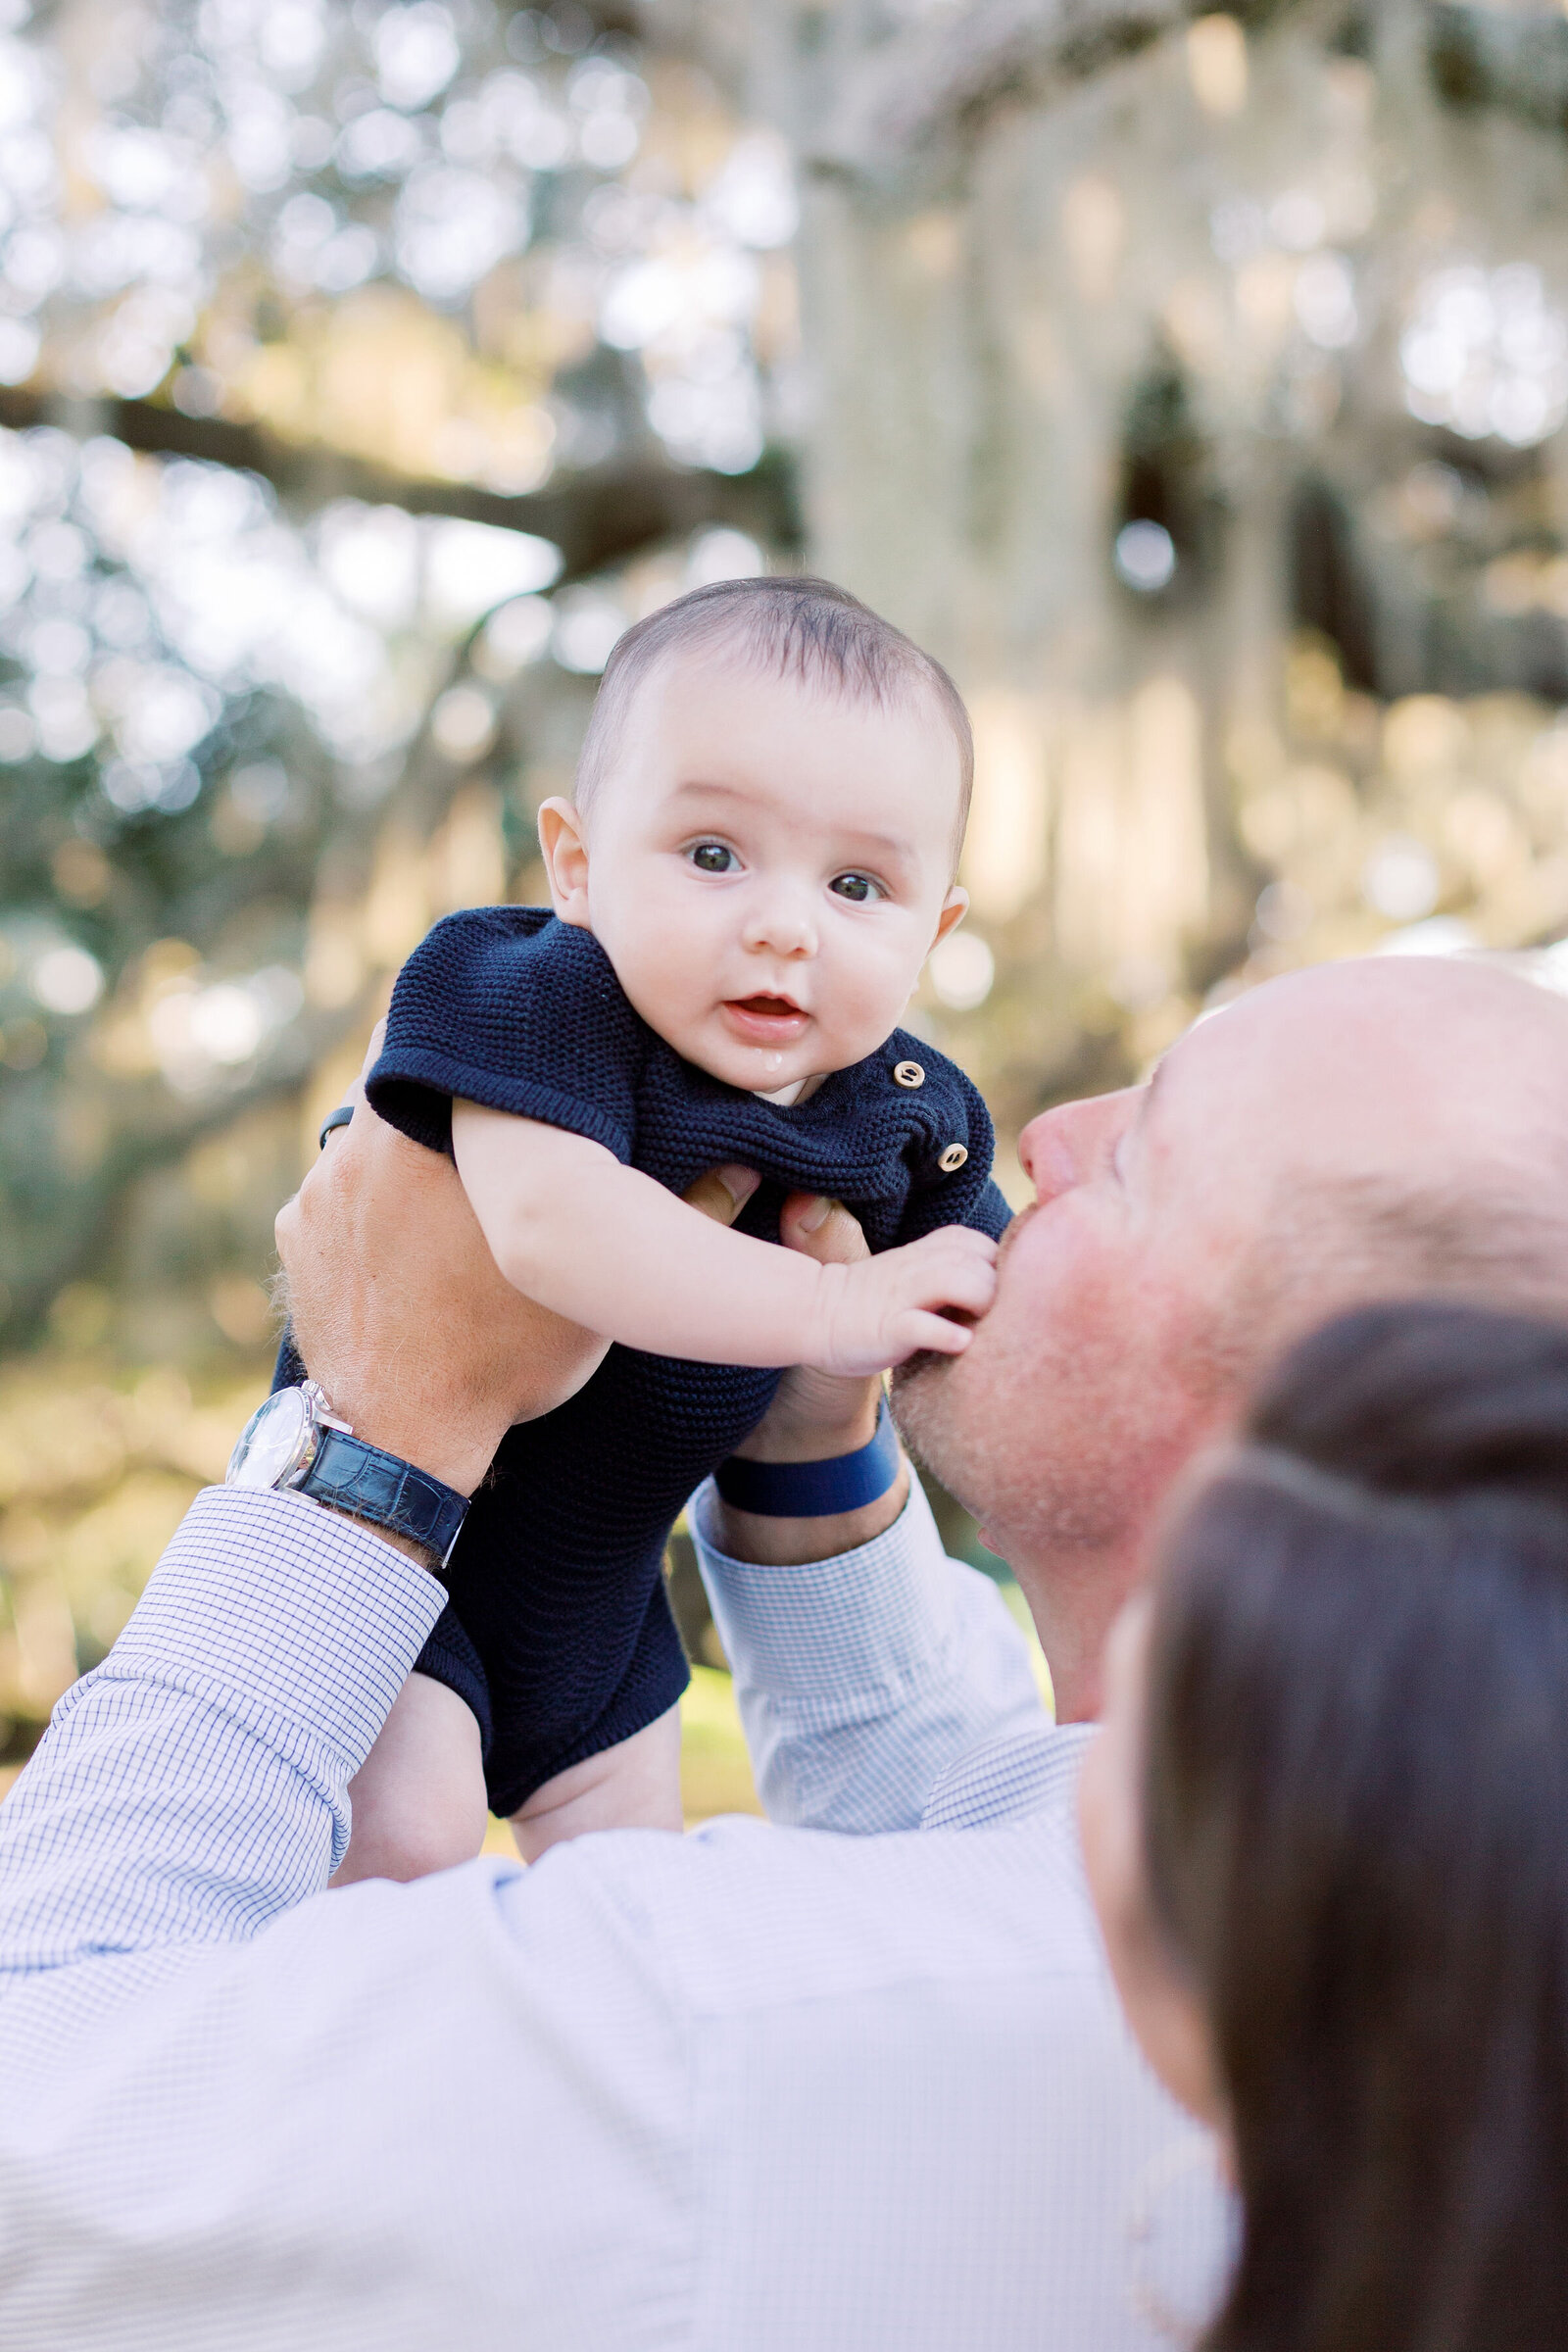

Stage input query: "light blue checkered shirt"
[{"left": 0, "top": 1473, "right": 1230, "bottom": 2348}]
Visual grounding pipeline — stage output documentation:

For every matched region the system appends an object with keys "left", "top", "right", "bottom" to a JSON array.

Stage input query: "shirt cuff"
[
  {"left": 690, "top": 1469, "right": 968, "bottom": 1705},
  {"left": 64, "top": 1484, "right": 448, "bottom": 1782}
]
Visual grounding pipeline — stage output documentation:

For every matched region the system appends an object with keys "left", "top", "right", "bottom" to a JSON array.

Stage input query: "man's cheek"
[{"left": 994, "top": 1211, "right": 1113, "bottom": 1348}]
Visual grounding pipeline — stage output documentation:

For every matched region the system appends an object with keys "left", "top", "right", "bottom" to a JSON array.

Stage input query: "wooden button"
[
  {"left": 893, "top": 1059, "right": 925, "bottom": 1089},
  {"left": 938, "top": 1143, "right": 969, "bottom": 1174}
]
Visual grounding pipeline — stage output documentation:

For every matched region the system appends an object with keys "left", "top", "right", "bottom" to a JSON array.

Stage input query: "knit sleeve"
[
  {"left": 366, "top": 909, "right": 644, "bottom": 1161},
  {"left": 892, "top": 1055, "right": 1013, "bottom": 1248}
]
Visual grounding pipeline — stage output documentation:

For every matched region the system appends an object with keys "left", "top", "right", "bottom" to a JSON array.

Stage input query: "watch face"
[{"left": 227, "top": 1389, "right": 313, "bottom": 1489}]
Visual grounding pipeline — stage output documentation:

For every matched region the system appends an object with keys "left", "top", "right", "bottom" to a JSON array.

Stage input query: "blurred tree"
[
  {"left": 0, "top": 0, "right": 812, "bottom": 1766},
  {"left": 8, "top": 0, "right": 1568, "bottom": 1756},
  {"left": 710, "top": 0, "right": 1568, "bottom": 1138},
  {"left": 0, "top": 0, "right": 804, "bottom": 1348}
]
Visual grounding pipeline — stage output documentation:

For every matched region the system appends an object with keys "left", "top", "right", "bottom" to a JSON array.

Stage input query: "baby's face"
[{"left": 543, "top": 653, "right": 967, "bottom": 1092}]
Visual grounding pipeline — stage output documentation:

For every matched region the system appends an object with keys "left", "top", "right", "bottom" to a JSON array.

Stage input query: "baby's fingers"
[
  {"left": 906, "top": 1227, "right": 998, "bottom": 1277},
  {"left": 891, "top": 1310, "right": 975, "bottom": 1360},
  {"left": 903, "top": 1238, "right": 998, "bottom": 1317},
  {"left": 924, "top": 1254, "right": 998, "bottom": 1317}
]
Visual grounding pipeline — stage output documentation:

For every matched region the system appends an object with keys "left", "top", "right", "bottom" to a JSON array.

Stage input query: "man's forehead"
[
  {"left": 1141, "top": 956, "right": 1568, "bottom": 1164},
  {"left": 1152, "top": 969, "right": 1357, "bottom": 1101},
  {"left": 1139, "top": 1016, "right": 1230, "bottom": 1124},
  {"left": 1132, "top": 997, "right": 1298, "bottom": 1166}
]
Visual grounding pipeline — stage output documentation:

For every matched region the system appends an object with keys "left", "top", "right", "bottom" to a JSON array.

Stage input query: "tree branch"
[
  {"left": 0, "top": 388, "right": 801, "bottom": 580},
  {"left": 806, "top": 0, "right": 1568, "bottom": 185},
  {"left": 804, "top": 0, "right": 1294, "bottom": 183},
  {"left": 808, "top": 0, "right": 1186, "bottom": 181},
  {"left": 0, "top": 992, "right": 380, "bottom": 1355}
]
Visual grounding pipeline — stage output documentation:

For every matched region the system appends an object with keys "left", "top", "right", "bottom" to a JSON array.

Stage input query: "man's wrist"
[
  {"left": 230, "top": 1376, "right": 483, "bottom": 1566},
  {"left": 712, "top": 1389, "right": 908, "bottom": 1569},
  {"left": 715, "top": 1369, "right": 902, "bottom": 1564},
  {"left": 710, "top": 1460, "right": 911, "bottom": 1567},
  {"left": 715, "top": 1397, "right": 900, "bottom": 1518},
  {"left": 311, "top": 1502, "right": 445, "bottom": 1572},
  {"left": 288, "top": 1356, "right": 502, "bottom": 1500},
  {"left": 343, "top": 1422, "right": 494, "bottom": 1503},
  {"left": 728, "top": 1370, "right": 882, "bottom": 1465}
]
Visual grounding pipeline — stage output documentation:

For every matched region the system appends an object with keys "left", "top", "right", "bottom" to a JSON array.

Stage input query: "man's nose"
[
  {"left": 742, "top": 884, "right": 817, "bottom": 958},
  {"left": 1017, "top": 1089, "right": 1137, "bottom": 1203}
]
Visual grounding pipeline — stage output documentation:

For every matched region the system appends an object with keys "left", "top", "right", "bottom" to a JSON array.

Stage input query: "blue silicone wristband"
[{"left": 713, "top": 1396, "right": 900, "bottom": 1517}]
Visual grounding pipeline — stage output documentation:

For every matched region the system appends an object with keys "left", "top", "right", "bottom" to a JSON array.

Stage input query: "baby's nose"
[{"left": 743, "top": 887, "right": 817, "bottom": 956}]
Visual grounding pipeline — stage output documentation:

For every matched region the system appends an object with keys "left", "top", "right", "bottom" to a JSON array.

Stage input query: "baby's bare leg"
[
  {"left": 331, "top": 1671, "right": 488, "bottom": 1886},
  {"left": 509, "top": 1705, "right": 683, "bottom": 1860}
]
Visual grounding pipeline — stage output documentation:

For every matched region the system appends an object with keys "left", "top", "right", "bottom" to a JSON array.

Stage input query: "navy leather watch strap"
[
  {"left": 318, "top": 1103, "right": 354, "bottom": 1151},
  {"left": 301, "top": 1425, "right": 469, "bottom": 1566},
  {"left": 713, "top": 1396, "right": 901, "bottom": 1518}
]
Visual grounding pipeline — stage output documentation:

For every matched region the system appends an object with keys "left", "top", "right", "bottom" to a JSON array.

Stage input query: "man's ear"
[
  {"left": 538, "top": 799, "right": 592, "bottom": 929},
  {"left": 931, "top": 885, "right": 968, "bottom": 950}
]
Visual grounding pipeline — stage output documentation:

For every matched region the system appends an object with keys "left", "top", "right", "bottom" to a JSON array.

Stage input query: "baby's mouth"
[{"left": 723, "top": 994, "right": 809, "bottom": 1042}]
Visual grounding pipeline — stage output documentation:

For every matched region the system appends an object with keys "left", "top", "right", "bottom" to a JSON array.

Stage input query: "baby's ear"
[
  {"left": 538, "top": 799, "right": 592, "bottom": 928},
  {"left": 932, "top": 886, "right": 968, "bottom": 948}
]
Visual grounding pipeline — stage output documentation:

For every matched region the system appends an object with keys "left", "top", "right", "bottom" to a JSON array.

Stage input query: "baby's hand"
[{"left": 808, "top": 1227, "right": 999, "bottom": 1376}]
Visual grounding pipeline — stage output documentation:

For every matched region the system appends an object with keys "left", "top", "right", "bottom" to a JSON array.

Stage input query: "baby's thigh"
[
  {"left": 332, "top": 1673, "right": 488, "bottom": 1885},
  {"left": 509, "top": 1707, "right": 684, "bottom": 1858}
]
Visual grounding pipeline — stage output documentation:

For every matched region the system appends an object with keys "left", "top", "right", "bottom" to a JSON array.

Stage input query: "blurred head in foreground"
[{"left": 1081, "top": 1298, "right": 1568, "bottom": 2352}]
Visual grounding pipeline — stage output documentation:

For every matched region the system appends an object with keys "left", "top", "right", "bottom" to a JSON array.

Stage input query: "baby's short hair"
[{"left": 573, "top": 574, "right": 974, "bottom": 853}]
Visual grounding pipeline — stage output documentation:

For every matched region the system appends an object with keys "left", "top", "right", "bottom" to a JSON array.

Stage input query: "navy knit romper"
[{"left": 277, "top": 906, "right": 1011, "bottom": 1816}]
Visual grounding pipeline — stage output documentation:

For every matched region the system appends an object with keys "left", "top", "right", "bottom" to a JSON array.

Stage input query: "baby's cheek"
[
  {"left": 616, "top": 926, "right": 710, "bottom": 1036},
  {"left": 842, "top": 941, "right": 922, "bottom": 1045}
]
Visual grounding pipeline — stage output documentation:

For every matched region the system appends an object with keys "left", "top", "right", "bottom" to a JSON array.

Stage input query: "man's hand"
[
  {"left": 715, "top": 1194, "right": 913, "bottom": 1567},
  {"left": 274, "top": 1037, "right": 766, "bottom": 1499},
  {"left": 275, "top": 1028, "right": 609, "bottom": 1496}
]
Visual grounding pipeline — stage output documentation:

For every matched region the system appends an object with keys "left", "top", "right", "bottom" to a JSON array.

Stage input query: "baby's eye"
[
  {"left": 689, "top": 843, "right": 736, "bottom": 874},
  {"left": 830, "top": 871, "right": 882, "bottom": 904}
]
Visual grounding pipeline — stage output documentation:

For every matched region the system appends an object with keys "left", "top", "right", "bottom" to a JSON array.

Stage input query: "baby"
[{"left": 292, "top": 574, "right": 1008, "bottom": 1859}]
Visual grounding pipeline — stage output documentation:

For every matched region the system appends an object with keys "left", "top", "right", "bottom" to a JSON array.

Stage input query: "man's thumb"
[
  {"left": 684, "top": 1164, "right": 760, "bottom": 1227},
  {"left": 779, "top": 1193, "right": 869, "bottom": 1266}
]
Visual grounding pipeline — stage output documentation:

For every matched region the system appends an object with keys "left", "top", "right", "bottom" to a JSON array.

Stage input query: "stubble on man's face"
[
  {"left": 893, "top": 1222, "right": 1211, "bottom": 1565},
  {"left": 891, "top": 1042, "right": 1250, "bottom": 1584}
]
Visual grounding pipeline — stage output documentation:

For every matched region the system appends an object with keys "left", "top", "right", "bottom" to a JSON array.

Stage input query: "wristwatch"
[{"left": 225, "top": 1381, "right": 469, "bottom": 1568}]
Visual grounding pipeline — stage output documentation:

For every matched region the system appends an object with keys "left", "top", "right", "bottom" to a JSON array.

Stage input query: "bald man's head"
[
  {"left": 1208, "top": 958, "right": 1568, "bottom": 1360},
  {"left": 894, "top": 953, "right": 1568, "bottom": 1718}
]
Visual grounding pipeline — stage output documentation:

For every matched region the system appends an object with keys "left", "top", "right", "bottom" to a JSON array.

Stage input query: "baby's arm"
[{"left": 452, "top": 1102, "right": 997, "bottom": 1374}]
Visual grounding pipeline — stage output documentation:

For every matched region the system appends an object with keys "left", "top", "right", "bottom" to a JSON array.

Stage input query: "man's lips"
[{"left": 722, "top": 994, "right": 809, "bottom": 1042}]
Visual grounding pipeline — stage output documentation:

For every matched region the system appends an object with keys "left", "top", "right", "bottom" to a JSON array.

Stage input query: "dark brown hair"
[
  {"left": 1145, "top": 1298, "right": 1568, "bottom": 2352},
  {"left": 573, "top": 574, "right": 974, "bottom": 855}
]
